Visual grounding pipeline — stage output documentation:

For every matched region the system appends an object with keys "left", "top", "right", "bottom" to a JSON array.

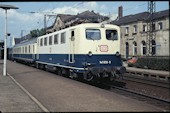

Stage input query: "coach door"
[{"left": 69, "top": 30, "right": 75, "bottom": 63}]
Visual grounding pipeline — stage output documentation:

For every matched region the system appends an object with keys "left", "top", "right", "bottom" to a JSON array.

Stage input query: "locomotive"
[{"left": 12, "top": 23, "right": 126, "bottom": 82}]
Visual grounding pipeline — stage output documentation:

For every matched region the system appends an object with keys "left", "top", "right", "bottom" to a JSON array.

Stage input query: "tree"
[{"left": 30, "top": 28, "right": 45, "bottom": 38}]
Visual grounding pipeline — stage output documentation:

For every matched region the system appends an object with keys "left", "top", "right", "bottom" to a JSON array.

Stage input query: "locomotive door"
[{"left": 69, "top": 30, "right": 75, "bottom": 63}]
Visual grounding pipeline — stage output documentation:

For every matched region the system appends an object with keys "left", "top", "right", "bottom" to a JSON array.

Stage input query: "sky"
[{"left": 0, "top": 1, "right": 169, "bottom": 47}]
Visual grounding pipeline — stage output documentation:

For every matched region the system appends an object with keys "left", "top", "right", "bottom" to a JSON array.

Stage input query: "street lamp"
[{"left": 0, "top": 4, "right": 19, "bottom": 76}]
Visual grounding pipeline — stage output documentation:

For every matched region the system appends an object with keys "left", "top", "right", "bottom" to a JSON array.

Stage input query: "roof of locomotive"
[
  {"left": 39, "top": 23, "right": 120, "bottom": 38},
  {"left": 13, "top": 23, "right": 119, "bottom": 48}
]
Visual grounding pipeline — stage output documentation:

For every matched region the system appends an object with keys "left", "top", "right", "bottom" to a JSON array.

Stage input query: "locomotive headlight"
[
  {"left": 88, "top": 51, "right": 93, "bottom": 56},
  {"left": 101, "top": 24, "right": 105, "bottom": 28},
  {"left": 116, "top": 51, "right": 120, "bottom": 56}
]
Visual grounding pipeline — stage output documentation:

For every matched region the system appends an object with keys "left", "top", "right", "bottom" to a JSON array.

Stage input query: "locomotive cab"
[{"left": 70, "top": 23, "right": 126, "bottom": 81}]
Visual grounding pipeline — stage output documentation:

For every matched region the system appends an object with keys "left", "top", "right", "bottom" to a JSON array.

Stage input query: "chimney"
[{"left": 118, "top": 6, "right": 123, "bottom": 18}]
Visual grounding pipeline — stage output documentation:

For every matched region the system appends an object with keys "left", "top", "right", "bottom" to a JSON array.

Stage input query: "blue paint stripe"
[{"left": 13, "top": 54, "right": 123, "bottom": 69}]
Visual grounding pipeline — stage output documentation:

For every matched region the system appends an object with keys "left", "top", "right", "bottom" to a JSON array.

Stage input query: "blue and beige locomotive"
[{"left": 12, "top": 23, "right": 126, "bottom": 81}]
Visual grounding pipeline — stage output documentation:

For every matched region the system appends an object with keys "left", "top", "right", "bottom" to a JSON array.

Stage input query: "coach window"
[
  {"left": 61, "top": 32, "right": 66, "bottom": 44},
  {"left": 44, "top": 37, "right": 47, "bottom": 46},
  {"left": 29, "top": 45, "right": 31, "bottom": 53},
  {"left": 33, "top": 45, "right": 34, "bottom": 53},
  {"left": 25, "top": 46, "right": 27, "bottom": 53},
  {"left": 49, "top": 36, "right": 52, "bottom": 45},
  {"left": 106, "top": 30, "right": 118, "bottom": 40},
  {"left": 22, "top": 47, "right": 24, "bottom": 53},
  {"left": 54, "top": 34, "right": 59, "bottom": 44},
  {"left": 86, "top": 29, "right": 101, "bottom": 40}
]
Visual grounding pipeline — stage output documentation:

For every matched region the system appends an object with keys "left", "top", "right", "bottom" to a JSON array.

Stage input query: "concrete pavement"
[{"left": 0, "top": 61, "right": 43, "bottom": 112}]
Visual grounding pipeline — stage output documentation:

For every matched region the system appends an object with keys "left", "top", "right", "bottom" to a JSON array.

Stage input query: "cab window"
[
  {"left": 106, "top": 30, "right": 118, "bottom": 40},
  {"left": 86, "top": 29, "right": 101, "bottom": 40}
]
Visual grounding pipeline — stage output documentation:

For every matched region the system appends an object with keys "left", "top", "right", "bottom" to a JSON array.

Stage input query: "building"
[
  {"left": 112, "top": 7, "right": 169, "bottom": 58},
  {"left": 0, "top": 40, "right": 4, "bottom": 59},
  {"left": 46, "top": 10, "right": 109, "bottom": 33}
]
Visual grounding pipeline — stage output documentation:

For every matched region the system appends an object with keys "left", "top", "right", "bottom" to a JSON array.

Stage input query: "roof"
[
  {"left": 47, "top": 10, "right": 109, "bottom": 29},
  {"left": 14, "top": 38, "right": 21, "bottom": 45},
  {"left": 112, "top": 9, "right": 169, "bottom": 25},
  {"left": 14, "top": 38, "right": 37, "bottom": 47},
  {"left": 150, "top": 9, "right": 169, "bottom": 21},
  {"left": 65, "top": 10, "right": 109, "bottom": 22},
  {"left": 47, "top": 14, "right": 75, "bottom": 29}
]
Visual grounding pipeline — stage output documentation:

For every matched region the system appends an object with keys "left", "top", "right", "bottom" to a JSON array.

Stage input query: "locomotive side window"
[
  {"left": 71, "top": 31, "right": 74, "bottom": 37},
  {"left": 40, "top": 38, "right": 43, "bottom": 46},
  {"left": 54, "top": 34, "right": 59, "bottom": 44},
  {"left": 106, "top": 30, "right": 118, "bottom": 40},
  {"left": 49, "top": 36, "right": 53, "bottom": 45},
  {"left": 44, "top": 37, "right": 47, "bottom": 46},
  {"left": 61, "top": 32, "right": 66, "bottom": 44},
  {"left": 86, "top": 29, "right": 101, "bottom": 40}
]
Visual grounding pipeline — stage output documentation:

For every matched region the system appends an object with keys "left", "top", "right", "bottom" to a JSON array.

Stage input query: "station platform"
[
  {"left": 0, "top": 61, "right": 43, "bottom": 112},
  {"left": 0, "top": 60, "right": 169, "bottom": 112},
  {"left": 123, "top": 62, "right": 170, "bottom": 81}
]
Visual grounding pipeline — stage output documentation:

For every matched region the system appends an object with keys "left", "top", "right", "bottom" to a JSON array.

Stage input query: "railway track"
[
  {"left": 89, "top": 81, "right": 170, "bottom": 111},
  {"left": 41, "top": 67, "right": 170, "bottom": 107},
  {"left": 123, "top": 74, "right": 170, "bottom": 89}
]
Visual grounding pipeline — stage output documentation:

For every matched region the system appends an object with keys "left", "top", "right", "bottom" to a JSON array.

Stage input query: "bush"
[
  {"left": 134, "top": 56, "right": 169, "bottom": 71},
  {"left": 128, "top": 63, "right": 134, "bottom": 67}
]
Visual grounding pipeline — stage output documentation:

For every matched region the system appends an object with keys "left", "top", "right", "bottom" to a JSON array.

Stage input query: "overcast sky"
[{"left": 0, "top": 1, "right": 169, "bottom": 47}]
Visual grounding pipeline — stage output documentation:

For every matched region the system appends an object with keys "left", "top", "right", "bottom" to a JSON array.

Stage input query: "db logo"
[{"left": 99, "top": 45, "right": 108, "bottom": 52}]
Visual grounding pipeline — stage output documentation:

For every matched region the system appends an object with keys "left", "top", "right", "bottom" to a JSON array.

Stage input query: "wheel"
[
  {"left": 36, "top": 63, "right": 40, "bottom": 69},
  {"left": 84, "top": 71, "right": 94, "bottom": 81}
]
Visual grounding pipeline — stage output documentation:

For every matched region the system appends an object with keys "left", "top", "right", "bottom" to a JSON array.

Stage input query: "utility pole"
[
  {"left": 44, "top": 14, "right": 47, "bottom": 34},
  {"left": 30, "top": 12, "right": 57, "bottom": 34},
  {"left": 146, "top": 1, "right": 156, "bottom": 56}
]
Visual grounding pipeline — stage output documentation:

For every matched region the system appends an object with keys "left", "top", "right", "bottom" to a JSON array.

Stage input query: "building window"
[
  {"left": 141, "top": 41, "right": 146, "bottom": 55},
  {"left": 125, "top": 42, "right": 129, "bottom": 59},
  {"left": 152, "top": 23, "right": 156, "bottom": 31},
  {"left": 49, "top": 36, "right": 53, "bottom": 45},
  {"left": 54, "top": 34, "right": 59, "bottom": 44},
  {"left": 133, "top": 41, "right": 137, "bottom": 56},
  {"left": 61, "top": 32, "right": 66, "bottom": 44},
  {"left": 125, "top": 27, "right": 129, "bottom": 35},
  {"left": 143, "top": 25, "right": 147, "bottom": 32},
  {"left": 151, "top": 40, "right": 156, "bottom": 55},
  {"left": 133, "top": 25, "right": 137, "bottom": 34},
  {"left": 158, "top": 22, "right": 163, "bottom": 30},
  {"left": 44, "top": 37, "right": 47, "bottom": 46}
]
